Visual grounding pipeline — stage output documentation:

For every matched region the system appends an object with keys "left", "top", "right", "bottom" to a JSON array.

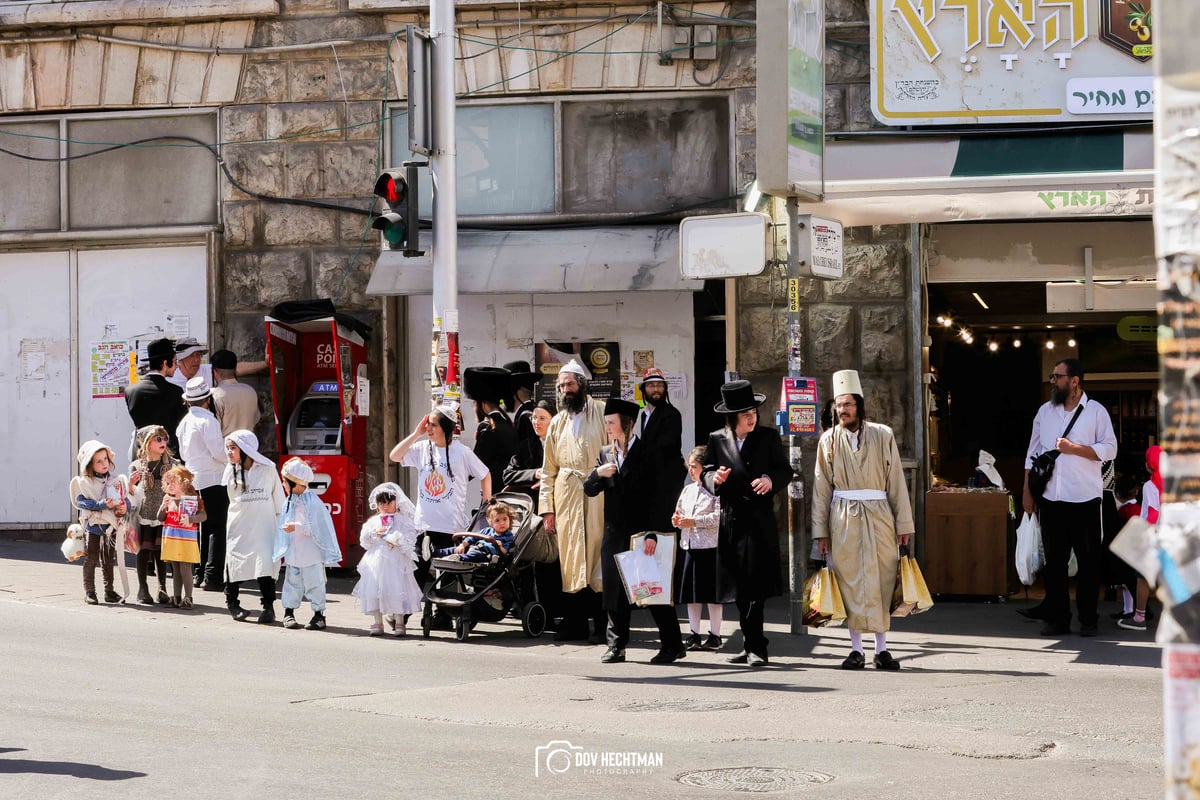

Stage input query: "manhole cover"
[
  {"left": 618, "top": 699, "right": 749, "bottom": 713},
  {"left": 677, "top": 767, "right": 834, "bottom": 792}
]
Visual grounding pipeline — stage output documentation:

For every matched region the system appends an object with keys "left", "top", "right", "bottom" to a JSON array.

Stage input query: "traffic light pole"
[{"left": 430, "top": 0, "right": 460, "bottom": 402}]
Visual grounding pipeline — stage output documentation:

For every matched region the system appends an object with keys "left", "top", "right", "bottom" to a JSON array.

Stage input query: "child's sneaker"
[
  {"left": 684, "top": 632, "right": 704, "bottom": 651},
  {"left": 306, "top": 611, "right": 327, "bottom": 631},
  {"left": 1118, "top": 615, "right": 1148, "bottom": 631},
  {"left": 282, "top": 609, "right": 301, "bottom": 629},
  {"left": 368, "top": 623, "right": 384, "bottom": 636},
  {"left": 393, "top": 620, "right": 407, "bottom": 637},
  {"left": 703, "top": 633, "right": 723, "bottom": 651},
  {"left": 103, "top": 590, "right": 122, "bottom": 604},
  {"left": 84, "top": 591, "right": 98, "bottom": 605}
]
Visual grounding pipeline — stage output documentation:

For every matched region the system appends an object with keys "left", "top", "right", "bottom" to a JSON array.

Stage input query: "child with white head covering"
[
  {"left": 274, "top": 457, "right": 342, "bottom": 631},
  {"left": 352, "top": 482, "right": 423, "bottom": 636},
  {"left": 70, "top": 440, "right": 134, "bottom": 604},
  {"left": 222, "top": 430, "right": 285, "bottom": 624}
]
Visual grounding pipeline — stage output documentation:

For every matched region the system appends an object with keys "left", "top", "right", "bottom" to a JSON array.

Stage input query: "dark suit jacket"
[
  {"left": 474, "top": 410, "right": 519, "bottom": 492},
  {"left": 513, "top": 399, "right": 536, "bottom": 442},
  {"left": 700, "top": 425, "right": 793, "bottom": 599},
  {"left": 503, "top": 436, "right": 544, "bottom": 509},
  {"left": 125, "top": 373, "right": 186, "bottom": 455},
  {"left": 584, "top": 441, "right": 659, "bottom": 610},
  {"left": 637, "top": 403, "right": 686, "bottom": 530}
]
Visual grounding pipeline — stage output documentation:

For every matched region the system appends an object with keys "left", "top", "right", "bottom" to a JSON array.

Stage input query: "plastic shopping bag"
[
  {"left": 614, "top": 549, "right": 664, "bottom": 605},
  {"left": 1015, "top": 512, "right": 1042, "bottom": 586},
  {"left": 803, "top": 565, "right": 846, "bottom": 627}
]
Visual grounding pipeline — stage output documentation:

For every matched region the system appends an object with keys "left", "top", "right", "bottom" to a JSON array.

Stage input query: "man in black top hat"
[
  {"left": 503, "top": 360, "right": 542, "bottom": 442},
  {"left": 465, "top": 366, "right": 520, "bottom": 492},
  {"left": 125, "top": 338, "right": 186, "bottom": 456}
]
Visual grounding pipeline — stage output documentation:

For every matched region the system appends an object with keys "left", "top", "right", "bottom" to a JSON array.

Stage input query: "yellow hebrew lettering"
[
  {"left": 942, "top": 0, "right": 984, "bottom": 52},
  {"left": 1039, "top": 0, "right": 1088, "bottom": 49},
  {"left": 892, "top": 0, "right": 941, "bottom": 61},
  {"left": 1042, "top": 12, "right": 1059, "bottom": 48},
  {"left": 986, "top": 0, "right": 1035, "bottom": 48}
]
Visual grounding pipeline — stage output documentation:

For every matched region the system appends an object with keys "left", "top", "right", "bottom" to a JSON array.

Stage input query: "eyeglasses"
[{"left": 1048, "top": 373, "right": 1069, "bottom": 381}]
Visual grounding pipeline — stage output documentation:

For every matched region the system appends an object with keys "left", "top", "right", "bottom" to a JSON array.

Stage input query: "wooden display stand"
[{"left": 923, "top": 490, "right": 1010, "bottom": 597}]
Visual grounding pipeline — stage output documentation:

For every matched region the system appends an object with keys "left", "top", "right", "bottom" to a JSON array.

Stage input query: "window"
[{"left": 389, "top": 93, "right": 732, "bottom": 219}]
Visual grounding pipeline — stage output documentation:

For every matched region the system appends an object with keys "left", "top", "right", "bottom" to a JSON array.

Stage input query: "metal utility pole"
[{"left": 430, "top": 0, "right": 459, "bottom": 403}]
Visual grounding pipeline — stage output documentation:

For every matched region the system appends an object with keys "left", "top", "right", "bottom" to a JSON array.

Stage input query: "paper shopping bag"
[
  {"left": 803, "top": 565, "right": 846, "bottom": 627},
  {"left": 900, "top": 550, "right": 934, "bottom": 615}
]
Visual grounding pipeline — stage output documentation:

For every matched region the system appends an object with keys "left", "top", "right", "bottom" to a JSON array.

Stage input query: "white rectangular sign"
[
  {"left": 795, "top": 215, "right": 843, "bottom": 280},
  {"left": 679, "top": 213, "right": 769, "bottom": 279},
  {"left": 870, "top": 0, "right": 1155, "bottom": 125}
]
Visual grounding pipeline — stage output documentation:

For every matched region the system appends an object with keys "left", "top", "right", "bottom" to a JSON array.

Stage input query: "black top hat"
[
  {"left": 713, "top": 380, "right": 766, "bottom": 414},
  {"left": 147, "top": 338, "right": 175, "bottom": 361},
  {"left": 503, "top": 360, "right": 541, "bottom": 392},
  {"left": 463, "top": 366, "right": 511, "bottom": 403},
  {"left": 603, "top": 398, "right": 641, "bottom": 419}
]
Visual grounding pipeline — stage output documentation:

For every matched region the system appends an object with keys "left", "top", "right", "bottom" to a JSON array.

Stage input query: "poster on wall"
[
  {"left": 534, "top": 341, "right": 621, "bottom": 403},
  {"left": 91, "top": 341, "right": 130, "bottom": 399}
]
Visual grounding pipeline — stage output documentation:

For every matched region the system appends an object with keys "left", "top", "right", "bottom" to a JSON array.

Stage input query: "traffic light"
[{"left": 372, "top": 162, "right": 423, "bottom": 256}]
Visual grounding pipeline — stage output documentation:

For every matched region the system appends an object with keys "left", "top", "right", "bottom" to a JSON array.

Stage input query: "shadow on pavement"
[{"left": 0, "top": 748, "right": 146, "bottom": 780}]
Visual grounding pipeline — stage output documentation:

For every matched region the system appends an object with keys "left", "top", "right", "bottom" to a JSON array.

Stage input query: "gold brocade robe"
[
  {"left": 539, "top": 398, "right": 607, "bottom": 593},
  {"left": 812, "top": 422, "right": 915, "bottom": 632}
]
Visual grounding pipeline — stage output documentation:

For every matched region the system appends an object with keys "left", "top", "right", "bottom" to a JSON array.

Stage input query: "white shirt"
[
  {"left": 400, "top": 440, "right": 490, "bottom": 533},
  {"left": 168, "top": 363, "right": 214, "bottom": 391},
  {"left": 1141, "top": 481, "right": 1161, "bottom": 521},
  {"left": 1024, "top": 392, "right": 1117, "bottom": 503},
  {"left": 176, "top": 406, "right": 227, "bottom": 490}
]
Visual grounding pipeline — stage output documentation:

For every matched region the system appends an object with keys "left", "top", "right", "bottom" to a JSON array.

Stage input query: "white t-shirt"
[
  {"left": 400, "top": 440, "right": 489, "bottom": 533},
  {"left": 168, "top": 363, "right": 214, "bottom": 391}
]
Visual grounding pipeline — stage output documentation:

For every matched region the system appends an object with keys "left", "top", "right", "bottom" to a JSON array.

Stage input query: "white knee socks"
[
  {"left": 687, "top": 603, "right": 725, "bottom": 636},
  {"left": 848, "top": 627, "right": 888, "bottom": 653}
]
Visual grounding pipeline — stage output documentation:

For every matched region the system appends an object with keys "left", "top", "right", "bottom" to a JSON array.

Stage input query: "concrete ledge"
[{"left": 0, "top": 0, "right": 279, "bottom": 30}]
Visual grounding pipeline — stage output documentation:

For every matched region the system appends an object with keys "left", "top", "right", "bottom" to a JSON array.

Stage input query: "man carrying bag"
[{"left": 1023, "top": 358, "right": 1117, "bottom": 637}]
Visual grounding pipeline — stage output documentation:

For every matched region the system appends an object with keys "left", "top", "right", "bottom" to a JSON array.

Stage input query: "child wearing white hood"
[
  {"left": 352, "top": 483, "right": 423, "bottom": 636},
  {"left": 275, "top": 457, "right": 342, "bottom": 631},
  {"left": 70, "top": 440, "right": 133, "bottom": 604},
  {"left": 223, "top": 430, "right": 285, "bottom": 624}
]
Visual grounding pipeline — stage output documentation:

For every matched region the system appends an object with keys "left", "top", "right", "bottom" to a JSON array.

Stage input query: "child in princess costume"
[
  {"left": 352, "top": 482, "right": 423, "bottom": 636},
  {"left": 275, "top": 458, "right": 342, "bottom": 631}
]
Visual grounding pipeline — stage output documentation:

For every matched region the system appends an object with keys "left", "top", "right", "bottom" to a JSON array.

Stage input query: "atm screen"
[{"left": 297, "top": 398, "right": 340, "bottom": 429}]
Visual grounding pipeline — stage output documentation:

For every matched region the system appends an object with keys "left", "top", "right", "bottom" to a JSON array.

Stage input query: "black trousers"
[
  {"left": 606, "top": 598, "right": 683, "bottom": 652},
  {"left": 737, "top": 597, "right": 769, "bottom": 657},
  {"left": 199, "top": 485, "right": 229, "bottom": 587},
  {"left": 1039, "top": 497, "right": 1103, "bottom": 628},
  {"left": 225, "top": 575, "right": 277, "bottom": 609}
]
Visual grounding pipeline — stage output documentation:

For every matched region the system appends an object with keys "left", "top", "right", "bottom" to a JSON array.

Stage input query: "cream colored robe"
[
  {"left": 813, "top": 422, "right": 915, "bottom": 632},
  {"left": 539, "top": 397, "right": 606, "bottom": 593}
]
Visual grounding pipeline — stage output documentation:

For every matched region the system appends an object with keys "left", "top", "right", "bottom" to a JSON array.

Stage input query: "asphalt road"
[{"left": 0, "top": 538, "right": 1163, "bottom": 799}]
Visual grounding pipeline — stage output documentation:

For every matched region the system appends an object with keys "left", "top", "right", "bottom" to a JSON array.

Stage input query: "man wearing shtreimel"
[{"left": 813, "top": 369, "right": 914, "bottom": 672}]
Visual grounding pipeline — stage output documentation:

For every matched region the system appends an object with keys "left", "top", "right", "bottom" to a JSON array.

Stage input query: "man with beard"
[
  {"left": 813, "top": 370, "right": 914, "bottom": 671},
  {"left": 540, "top": 359, "right": 608, "bottom": 642},
  {"left": 464, "top": 366, "right": 520, "bottom": 492},
  {"left": 637, "top": 368, "right": 687, "bottom": 581},
  {"left": 1022, "top": 358, "right": 1117, "bottom": 637}
]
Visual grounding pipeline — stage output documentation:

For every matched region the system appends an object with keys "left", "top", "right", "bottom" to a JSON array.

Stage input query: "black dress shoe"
[
  {"left": 1079, "top": 623, "right": 1098, "bottom": 637},
  {"left": 600, "top": 647, "right": 626, "bottom": 664},
  {"left": 747, "top": 652, "right": 768, "bottom": 667},
  {"left": 1017, "top": 606, "right": 1047, "bottom": 621},
  {"left": 228, "top": 605, "right": 249, "bottom": 621},
  {"left": 873, "top": 650, "right": 901, "bottom": 670},
  {"left": 258, "top": 606, "right": 277, "bottom": 625},
  {"left": 1039, "top": 623, "right": 1071, "bottom": 636},
  {"left": 650, "top": 647, "right": 686, "bottom": 665},
  {"left": 841, "top": 650, "right": 866, "bottom": 670},
  {"left": 84, "top": 591, "right": 99, "bottom": 605},
  {"left": 726, "top": 652, "right": 749, "bottom": 665}
]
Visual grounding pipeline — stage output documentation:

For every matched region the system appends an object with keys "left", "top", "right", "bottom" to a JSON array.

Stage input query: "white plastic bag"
[
  {"left": 613, "top": 549, "right": 664, "bottom": 605},
  {"left": 1015, "top": 512, "right": 1042, "bottom": 586}
]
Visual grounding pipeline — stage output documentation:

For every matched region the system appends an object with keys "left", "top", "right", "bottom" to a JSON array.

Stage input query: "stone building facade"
[{"left": 0, "top": 0, "right": 917, "bottom": 529}]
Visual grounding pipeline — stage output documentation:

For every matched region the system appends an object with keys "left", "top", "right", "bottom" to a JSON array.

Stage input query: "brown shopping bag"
[
  {"left": 892, "top": 545, "right": 934, "bottom": 617},
  {"left": 803, "top": 563, "right": 846, "bottom": 628}
]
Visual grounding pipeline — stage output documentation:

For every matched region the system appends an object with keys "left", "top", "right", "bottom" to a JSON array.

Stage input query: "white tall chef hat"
[{"left": 832, "top": 369, "right": 864, "bottom": 398}]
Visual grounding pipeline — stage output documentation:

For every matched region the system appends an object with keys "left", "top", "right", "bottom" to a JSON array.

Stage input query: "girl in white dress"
[
  {"left": 352, "top": 482, "right": 423, "bottom": 636},
  {"left": 223, "top": 429, "right": 285, "bottom": 624}
]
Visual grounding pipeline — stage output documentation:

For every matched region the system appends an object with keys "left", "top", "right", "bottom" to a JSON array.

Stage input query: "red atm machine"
[{"left": 265, "top": 305, "right": 370, "bottom": 567}]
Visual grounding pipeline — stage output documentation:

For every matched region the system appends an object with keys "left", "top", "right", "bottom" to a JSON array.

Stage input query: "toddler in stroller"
[{"left": 422, "top": 492, "right": 549, "bottom": 641}]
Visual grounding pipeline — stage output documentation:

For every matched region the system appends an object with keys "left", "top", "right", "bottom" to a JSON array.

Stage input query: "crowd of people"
[{"left": 68, "top": 340, "right": 935, "bottom": 668}]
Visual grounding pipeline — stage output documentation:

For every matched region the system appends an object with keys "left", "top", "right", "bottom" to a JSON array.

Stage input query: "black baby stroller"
[{"left": 420, "top": 492, "right": 554, "bottom": 641}]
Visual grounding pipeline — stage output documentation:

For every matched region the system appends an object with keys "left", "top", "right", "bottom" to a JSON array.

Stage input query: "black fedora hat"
[
  {"left": 503, "top": 360, "right": 541, "bottom": 392},
  {"left": 713, "top": 380, "right": 766, "bottom": 414},
  {"left": 146, "top": 337, "right": 175, "bottom": 361},
  {"left": 603, "top": 397, "right": 641, "bottom": 419},
  {"left": 463, "top": 366, "right": 511, "bottom": 403}
]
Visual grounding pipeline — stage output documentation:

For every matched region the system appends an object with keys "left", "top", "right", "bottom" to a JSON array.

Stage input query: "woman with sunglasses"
[{"left": 128, "top": 425, "right": 178, "bottom": 605}]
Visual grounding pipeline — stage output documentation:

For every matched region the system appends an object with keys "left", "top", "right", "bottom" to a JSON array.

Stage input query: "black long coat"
[
  {"left": 474, "top": 410, "right": 519, "bottom": 493},
  {"left": 584, "top": 441, "right": 659, "bottom": 610},
  {"left": 700, "top": 426, "right": 793, "bottom": 600},
  {"left": 637, "top": 403, "right": 686, "bottom": 531},
  {"left": 125, "top": 373, "right": 185, "bottom": 455},
  {"left": 502, "top": 436, "right": 544, "bottom": 508}
]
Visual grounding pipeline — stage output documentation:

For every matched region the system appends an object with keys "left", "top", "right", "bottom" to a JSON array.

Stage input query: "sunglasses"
[
  {"left": 376, "top": 493, "right": 396, "bottom": 504},
  {"left": 153, "top": 435, "right": 169, "bottom": 443}
]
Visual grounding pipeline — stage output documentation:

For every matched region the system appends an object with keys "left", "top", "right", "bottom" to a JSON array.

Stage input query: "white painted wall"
[{"left": 404, "top": 291, "right": 697, "bottom": 510}]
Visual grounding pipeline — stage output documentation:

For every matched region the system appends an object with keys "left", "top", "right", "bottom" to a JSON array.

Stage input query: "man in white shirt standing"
[
  {"left": 1023, "top": 358, "right": 1118, "bottom": 637},
  {"left": 176, "top": 377, "right": 230, "bottom": 591}
]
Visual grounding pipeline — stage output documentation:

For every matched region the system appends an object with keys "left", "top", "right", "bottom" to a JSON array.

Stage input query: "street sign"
[
  {"left": 407, "top": 25, "right": 433, "bottom": 155},
  {"left": 679, "top": 212, "right": 770, "bottom": 279},
  {"left": 792, "top": 214, "right": 843, "bottom": 280}
]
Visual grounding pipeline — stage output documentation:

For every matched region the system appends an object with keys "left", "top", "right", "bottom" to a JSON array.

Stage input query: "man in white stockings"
[{"left": 813, "top": 369, "right": 915, "bottom": 671}]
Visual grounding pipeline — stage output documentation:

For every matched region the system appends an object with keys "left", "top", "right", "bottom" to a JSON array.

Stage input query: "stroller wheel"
[
  {"left": 421, "top": 611, "right": 433, "bottom": 639},
  {"left": 455, "top": 615, "right": 470, "bottom": 642},
  {"left": 521, "top": 602, "right": 547, "bottom": 638}
]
